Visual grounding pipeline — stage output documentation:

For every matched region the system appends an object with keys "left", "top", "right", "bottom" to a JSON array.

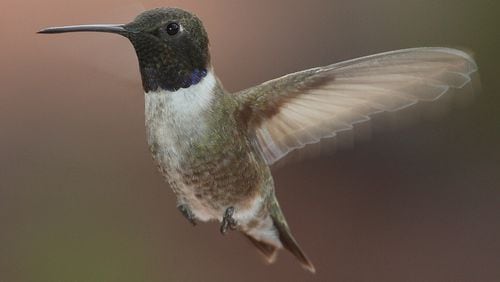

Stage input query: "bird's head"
[{"left": 39, "top": 8, "right": 210, "bottom": 92}]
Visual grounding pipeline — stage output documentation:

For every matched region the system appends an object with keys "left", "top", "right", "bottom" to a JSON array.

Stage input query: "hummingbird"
[{"left": 39, "top": 7, "right": 478, "bottom": 273}]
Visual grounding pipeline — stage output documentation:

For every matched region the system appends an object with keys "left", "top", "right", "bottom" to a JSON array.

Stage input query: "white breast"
[{"left": 144, "top": 71, "right": 217, "bottom": 167}]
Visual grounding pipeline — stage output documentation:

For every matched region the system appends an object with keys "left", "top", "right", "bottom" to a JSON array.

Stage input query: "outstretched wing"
[{"left": 235, "top": 47, "right": 479, "bottom": 165}]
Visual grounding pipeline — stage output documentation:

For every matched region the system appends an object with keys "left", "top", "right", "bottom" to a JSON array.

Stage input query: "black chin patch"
[
  {"left": 129, "top": 31, "right": 210, "bottom": 92},
  {"left": 180, "top": 68, "right": 208, "bottom": 89},
  {"left": 142, "top": 67, "right": 208, "bottom": 92}
]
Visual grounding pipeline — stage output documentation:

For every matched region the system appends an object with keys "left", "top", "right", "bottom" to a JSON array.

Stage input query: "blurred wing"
[{"left": 235, "top": 47, "right": 479, "bottom": 165}]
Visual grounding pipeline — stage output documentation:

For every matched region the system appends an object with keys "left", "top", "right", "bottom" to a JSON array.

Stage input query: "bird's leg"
[
  {"left": 177, "top": 204, "right": 197, "bottom": 226},
  {"left": 220, "top": 206, "right": 238, "bottom": 234}
]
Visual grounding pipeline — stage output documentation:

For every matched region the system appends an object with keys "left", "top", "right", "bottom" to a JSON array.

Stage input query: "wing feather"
[{"left": 235, "top": 47, "right": 479, "bottom": 165}]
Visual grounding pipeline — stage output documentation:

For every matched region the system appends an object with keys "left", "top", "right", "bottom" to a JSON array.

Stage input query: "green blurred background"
[{"left": 1, "top": 0, "right": 499, "bottom": 281}]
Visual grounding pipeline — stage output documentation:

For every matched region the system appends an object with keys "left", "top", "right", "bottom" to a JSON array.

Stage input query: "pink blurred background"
[{"left": 1, "top": 0, "right": 499, "bottom": 281}]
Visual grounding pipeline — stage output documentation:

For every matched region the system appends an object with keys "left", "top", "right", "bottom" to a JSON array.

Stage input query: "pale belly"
[
  {"left": 149, "top": 129, "right": 266, "bottom": 222},
  {"left": 144, "top": 83, "right": 267, "bottom": 223}
]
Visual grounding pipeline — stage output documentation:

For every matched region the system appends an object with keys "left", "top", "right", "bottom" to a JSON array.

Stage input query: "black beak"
[{"left": 38, "top": 24, "right": 127, "bottom": 35}]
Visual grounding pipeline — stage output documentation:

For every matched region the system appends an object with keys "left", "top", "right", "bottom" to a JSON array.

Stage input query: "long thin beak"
[{"left": 38, "top": 24, "right": 127, "bottom": 35}]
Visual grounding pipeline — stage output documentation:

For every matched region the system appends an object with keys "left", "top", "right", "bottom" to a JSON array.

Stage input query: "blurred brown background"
[{"left": 1, "top": 0, "right": 499, "bottom": 281}]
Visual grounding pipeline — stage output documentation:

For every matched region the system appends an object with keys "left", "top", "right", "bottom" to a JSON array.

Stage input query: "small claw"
[
  {"left": 178, "top": 204, "right": 197, "bottom": 226},
  {"left": 220, "top": 206, "right": 238, "bottom": 235}
]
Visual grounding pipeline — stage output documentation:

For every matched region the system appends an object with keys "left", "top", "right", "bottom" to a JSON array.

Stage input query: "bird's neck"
[
  {"left": 144, "top": 69, "right": 220, "bottom": 114},
  {"left": 144, "top": 69, "right": 221, "bottom": 159},
  {"left": 140, "top": 64, "right": 209, "bottom": 93}
]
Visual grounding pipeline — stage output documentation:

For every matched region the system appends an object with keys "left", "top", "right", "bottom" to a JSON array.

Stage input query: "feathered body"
[
  {"left": 39, "top": 7, "right": 479, "bottom": 274},
  {"left": 145, "top": 71, "right": 267, "bottom": 222},
  {"left": 144, "top": 68, "right": 313, "bottom": 270}
]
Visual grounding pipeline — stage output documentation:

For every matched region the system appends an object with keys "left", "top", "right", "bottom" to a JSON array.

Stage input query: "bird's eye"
[{"left": 166, "top": 22, "right": 180, "bottom": 35}]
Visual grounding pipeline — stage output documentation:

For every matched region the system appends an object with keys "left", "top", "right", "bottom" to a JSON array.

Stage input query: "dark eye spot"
[{"left": 166, "top": 22, "right": 180, "bottom": 35}]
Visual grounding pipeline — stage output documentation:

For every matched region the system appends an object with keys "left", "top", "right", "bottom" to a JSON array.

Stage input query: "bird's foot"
[
  {"left": 220, "top": 206, "right": 238, "bottom": 235},
  {"left": 178, "top": 204, "right": 197, "bottom": 226}
]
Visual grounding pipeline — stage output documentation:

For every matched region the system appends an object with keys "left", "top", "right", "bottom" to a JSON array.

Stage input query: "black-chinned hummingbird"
[{"left": 39, "top": 7, "right": 478, "bottom": 273}]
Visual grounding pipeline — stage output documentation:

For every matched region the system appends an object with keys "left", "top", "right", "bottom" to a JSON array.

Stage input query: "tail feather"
[
  {"left": 270, "top": 207, "right": 316, "bottom": 273},
  {"left": 243, "top": 233, "right": 278, "bottom": 263},
  {"left": 243, "top": 195, "right": 315, "bottom": 273}
]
